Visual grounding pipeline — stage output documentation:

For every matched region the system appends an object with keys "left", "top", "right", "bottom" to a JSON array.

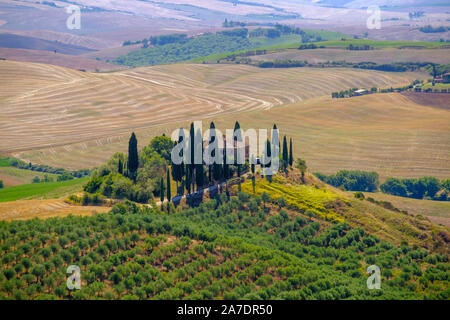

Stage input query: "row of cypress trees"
[{"left": 127, "top": 122, "right": 295, "bottom": 203}]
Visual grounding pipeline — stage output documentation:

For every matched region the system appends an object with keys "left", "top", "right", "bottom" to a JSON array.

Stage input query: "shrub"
[
  {"left": 316, "top": 170, "right": 379, "bottom": 192},
  {"left": 354, "top": 192, "right": 365, "bottom": 200},
  {"left": 381, "top": 178, "right": 408, "bottom": 197}
]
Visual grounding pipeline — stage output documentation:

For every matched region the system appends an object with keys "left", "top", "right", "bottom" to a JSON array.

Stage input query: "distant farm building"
[
  {"left": 353, "top": 89, "right": 368, "bottom": 96},
  {"left": 435, "top": 73, "right": 450, "bottom": 84}
]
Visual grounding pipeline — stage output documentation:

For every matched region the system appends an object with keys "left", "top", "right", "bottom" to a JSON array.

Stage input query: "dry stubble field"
[
  {"left": 0, "top": 199, "right": 110, "bottom": 221},
  {"left": 1, "top": 60, "right": 448, "bottom": 181}
]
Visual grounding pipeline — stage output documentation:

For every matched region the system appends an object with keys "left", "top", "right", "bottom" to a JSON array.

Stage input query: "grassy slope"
[
  {"left": 238, "top": 171, "right": 449, "bottom": 252},
  {"left": 422, "top": 82, "right": 450, "bottom": 90},
  {"left": 0, "top": 167, "right": 59, "bottom": 187},
  {"left": 360, "top": 192, "right": 450, "bottom": 227},
  {"left": 0, "top": 177, "right": 88, "bottom": 202}
]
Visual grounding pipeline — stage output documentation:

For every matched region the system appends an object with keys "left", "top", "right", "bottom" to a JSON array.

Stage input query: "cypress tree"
[
  {"left": 265, "top": 139, "right": 271, "bottom": 169},
  {"left": 189, "top": 123, "right": 195, "bottom": 191},
  {"left": 289, "top": 138, "right": 293, "bottom": 167},
  {"left": 273, "top": 124, "right": 280, "bottom": 157},
  {"left": 160, "top": 177, "right": 164, "bottom": 203},
  {"left": 189, "top": 123, "right": 195, "bottom": 170},
  {"left": 213, "top": 129, "right": 223, "bottom": 182},
  {"left": 223, "top": 139, "right": 229, "bottom": 180},
  {"left": 166, "top": 169, "right": 171, "bottom": 202},
  {"left": 118, "top": 159, "right": 123, "bottom": 175},
  {"left": 234, "top": 121, "right": 242, "bottom": 179},
  {"left": 128, "top": 132, "right": 139, "bottom": 181},
  {"left": 209, "top": 122, "right": 216, "bottom": 184},
  {"left": 282, "top": 135, "right": 288, "bottom": 170},
  {"left": 195, "top": 163, "right": 204, "bottom": 190},
  {"left": 185, "top": 166, "right": 191, "bottom": 194}
]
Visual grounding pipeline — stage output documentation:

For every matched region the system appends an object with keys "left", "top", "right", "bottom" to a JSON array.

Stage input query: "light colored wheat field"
[{"left": 0, "top": 60, "right": 425, "bottom": 153}]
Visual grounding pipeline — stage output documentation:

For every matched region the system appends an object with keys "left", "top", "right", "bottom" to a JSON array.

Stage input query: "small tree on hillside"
[
  {"left": 261, "top": 192, "right": 270, "bottom": 209},
  {"left": 160, "top": 177, "right": 164, "bottom": 203},
  {"left": 282, "top": 135, "right": 288, "bottom": 171},
  {"left": 166, "top": 169, "right": 171, "bottom": 202},
  {"left": 289, "top": 138, "right": 293, "bottom": 167},
  {"left": 295, "top": 158, "right": 307, "bottom": 183}
]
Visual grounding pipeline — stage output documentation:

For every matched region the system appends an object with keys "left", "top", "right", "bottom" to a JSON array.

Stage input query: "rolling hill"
[
  {"left": 2, "top": 60, "right": 447, "bottom": 181},
  {"left": 252, "top": 48, "right": 450, "bottom": 65},
  {"left": 0, "top": 33, "right": 94, "bottom": 55},
  {"left": 0, "top": 60, "right": 425, "bottom": 155},
  {"left": 0, "top": 47, "right": 123, "bottom": 72}
]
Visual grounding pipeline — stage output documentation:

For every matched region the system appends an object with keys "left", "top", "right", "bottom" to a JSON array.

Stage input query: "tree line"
[
  {"left": 315, "top": 171, "right": 449, "bottom": 201},
  {"left": 1, "top": 157, "right": 89, "bottom": 179},
  {"left": 381, "top": 177, "right": 449, "bottom": 201}
]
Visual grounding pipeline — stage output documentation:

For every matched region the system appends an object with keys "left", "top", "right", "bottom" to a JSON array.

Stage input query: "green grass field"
[
  {"left": 0, "top": 157, "right": 17, "bottom": 167},
  {"left": 0, "top": 167, "right": 59, "bottom": 187},
  {"left": 0, "top": 177, "right": 88, "bottom": 202}
]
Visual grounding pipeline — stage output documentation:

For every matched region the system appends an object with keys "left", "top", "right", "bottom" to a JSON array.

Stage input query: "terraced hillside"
[{"left": 0, "top": 60, "right": 424, "bottom": 154}]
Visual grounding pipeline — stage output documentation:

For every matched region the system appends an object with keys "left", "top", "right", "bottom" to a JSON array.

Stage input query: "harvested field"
[
  {"left": 401, "top": 92, "right": 450, "bottom": 110},
  {"left": 0, "top": 199, "right": 110, "bottom": 221},
  {"left": 0, "top": 33, "right": 94, "bottom": 55},
  {"left": 0, "top": 29, "right": 121, "bottom": 50},
  {"left": 0, "top": 60, "right": 424, "bottom": 153}
]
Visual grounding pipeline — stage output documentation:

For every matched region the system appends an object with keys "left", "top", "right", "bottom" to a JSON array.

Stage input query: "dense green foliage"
[
  {"left": 128, "top": 133, "right": 139, "bottom": 181},
  {"left": 32, "top": 175, "right": 54, "bottom": 184},
  {"left": 0, "top": 194, "right": 448, "bottom": 300},
  {"left": 149, "top": 34, "right": 188, "bottom": 46},
  {"left": 258, "top": 60, "right": 307, "bottom": 68},
  {"left": 256, "top": 59, "right": 445, "bottom": 76},
  {"left": 115, "top": 33, "right": 253, "bottom": 67},
  {"left": 315, "top": 171, "right": 379, "bottom": 193},
  {"left": 381, "top": 177, "right": 448, "bottom": 201},
  {"left": 83, "top": 140, "right": 170, "bottom": 203}
]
